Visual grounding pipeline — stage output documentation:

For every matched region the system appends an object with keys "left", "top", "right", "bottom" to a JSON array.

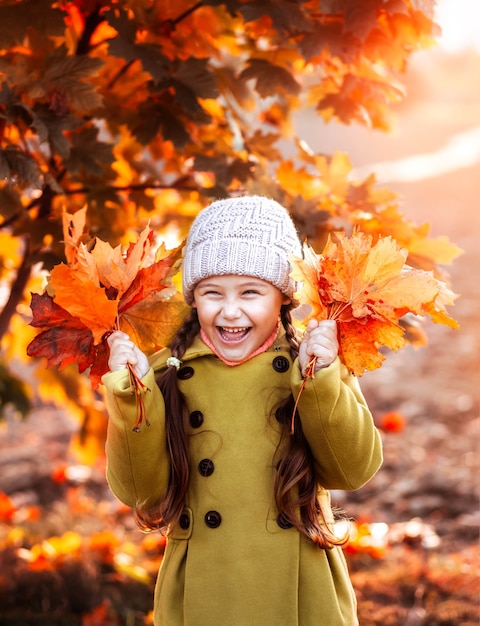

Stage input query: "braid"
[
  {"left": 276, "top": 305, "right": 347, "bottom": 548},
  {"left": 169, "top": 310, "right": 200, "bottom": 361},
  {"left": 135, "top": 310, "right": 199, "bottom": 533},
  {"left": 280, "top": 304, "right": 300, "bottom": 359}
]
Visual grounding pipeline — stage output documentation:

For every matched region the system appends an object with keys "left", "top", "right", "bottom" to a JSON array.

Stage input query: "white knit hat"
[{"left": 182, "top": 195, "right": 302, "bottom": 305}]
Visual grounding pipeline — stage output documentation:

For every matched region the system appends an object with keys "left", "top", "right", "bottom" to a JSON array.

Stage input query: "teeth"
[{"left": 221, "top": 327, "right": 248, "bottom": 333}]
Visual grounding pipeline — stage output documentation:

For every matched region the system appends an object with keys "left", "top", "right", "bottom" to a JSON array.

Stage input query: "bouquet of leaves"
[
  {"left": 27, "top": 208, "right": 188, "bottom": 429},
  {"left": 290, "top": 230, "right": 459, "bottom": 381}
]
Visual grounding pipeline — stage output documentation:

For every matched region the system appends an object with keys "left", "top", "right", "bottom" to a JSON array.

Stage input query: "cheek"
[{"left": 194, "top": 302, "right": 216, "bottom": 325}]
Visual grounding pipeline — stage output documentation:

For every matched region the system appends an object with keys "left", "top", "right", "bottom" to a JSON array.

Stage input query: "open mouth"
[{"left": 217, "top": 326, "right": 251, "bottom": 343}]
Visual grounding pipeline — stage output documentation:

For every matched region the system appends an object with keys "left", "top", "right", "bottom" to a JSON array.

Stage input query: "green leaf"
[{"left": 240, "top": 59, "right": 301, "bottom": 98}]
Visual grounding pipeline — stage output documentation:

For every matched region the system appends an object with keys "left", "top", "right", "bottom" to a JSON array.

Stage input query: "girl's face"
[{"left": 192, "top": 275, "right": 290, "bottom": 363}]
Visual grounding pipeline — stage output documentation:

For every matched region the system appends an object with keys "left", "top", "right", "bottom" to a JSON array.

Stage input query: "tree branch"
[
  {"left": 172, "top": 2, "right": 204, "bottom": 27},
  {"left": 53, "top": 181, "right": 200, "bottom": 196},
  {"left": 76, "top": 5, "right": 105, "bottom": 55},
  {"left": 0, "top": 246, "right": 31, "bottom": 342}
]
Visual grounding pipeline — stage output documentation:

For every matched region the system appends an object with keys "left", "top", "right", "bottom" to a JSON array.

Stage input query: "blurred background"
[{"left": 0, "top": 1, "right": 478, "bottom": 624}]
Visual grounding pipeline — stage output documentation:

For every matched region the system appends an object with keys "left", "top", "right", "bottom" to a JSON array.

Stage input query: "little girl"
[{"left": 103, "top": 195, "right": 383, "bottom": 626}]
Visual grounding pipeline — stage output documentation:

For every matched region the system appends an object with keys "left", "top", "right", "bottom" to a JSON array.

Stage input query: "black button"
[
  {"left": 177, "top": 366, "right": 194, "bottom": 380},
  {"left": 179, "top": 513, "right": 190, "bottom": 530},
  {"left": 272, "top": 356, "right": 289, "bottom": 373},
  {"left": 205, "top": 510, "right": 222, "bottom": 528},
  {"left": 189, "top": 410, "right": 204, "bottom": 428},
  {"left": 277, "top": 513, "right": 293, "bottom": 529},
  {"left": 198, "top": 458, "right": 214, "bottom": 477}
]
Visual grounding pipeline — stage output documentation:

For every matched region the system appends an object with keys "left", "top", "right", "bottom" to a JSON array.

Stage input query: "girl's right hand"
[{"left": 107, "top": 330, "right": 150, "bottom": 379}]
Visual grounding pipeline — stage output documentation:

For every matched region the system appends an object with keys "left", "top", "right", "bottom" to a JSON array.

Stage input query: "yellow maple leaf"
[
  {"left": 290, "top": 231, "right": 459, "bottom": 377},
  {"left": 90, "top": 224, "right": 153, "bottom": 295}
]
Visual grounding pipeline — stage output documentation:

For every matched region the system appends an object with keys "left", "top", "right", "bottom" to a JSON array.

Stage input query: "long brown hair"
[{"left": 135, "top": 305, "right": 346, "bottom": 548}]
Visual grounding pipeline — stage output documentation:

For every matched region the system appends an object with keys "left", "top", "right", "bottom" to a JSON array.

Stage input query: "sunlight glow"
[
  {"left": 436, "top": 0, "right": 480, "bottom": 53},
  {"left": 353, "top": 126, "right": 480, "bottom": 183}
]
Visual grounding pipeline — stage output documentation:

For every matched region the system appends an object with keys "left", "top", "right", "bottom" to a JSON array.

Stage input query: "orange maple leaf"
[
  {"left": 27, "top": 209, "right": 186, "bottom": 429},
  {"left": 290, "top": 231, "right": 459, "bottom": 377},
  {"left": 49, "top": 263, "right": 119, "bottom": 344}
]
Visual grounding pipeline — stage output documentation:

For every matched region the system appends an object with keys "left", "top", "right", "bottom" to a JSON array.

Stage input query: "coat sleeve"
[
  {"left": 291, "top": 357, "right": 383, "bottom": 491},
  {"left": 102, "top": 367, "right": 170, "bottom": 509}
]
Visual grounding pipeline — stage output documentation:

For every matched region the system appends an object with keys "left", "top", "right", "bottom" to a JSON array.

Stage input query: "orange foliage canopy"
[
  {"left": 290, "top": 231, "right": 459, "bottom": 377},
  {"left": 27, "top": 208, "right": 187, "bottom": 391}
]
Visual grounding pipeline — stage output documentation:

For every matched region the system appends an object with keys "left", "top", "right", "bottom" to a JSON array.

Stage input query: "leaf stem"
[
  {"left": 128, "top": 364, "right": 151, "bottom": 432},
  {"left": 291, "top": 356, "right": 317, "bottom": 434}
]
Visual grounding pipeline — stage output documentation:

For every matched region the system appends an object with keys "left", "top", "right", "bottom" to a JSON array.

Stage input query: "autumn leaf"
[
  {"left": 61, "top": 205, "right": 88, "bottom": 265},
  {"left": 118, "top": 242, "right": 182, "bottom": 312},
  {"left": 120, "top": 297, "right": 189, "bottom": 356},
  {"left": 27, "top": 292, "right": 96, "bottom": 373},
  {"left": 90, "top": 225, "right": 154, "bottom": 295},
  {"left": 0, "top": 491, "right": 16, "bottom": 521},
  {"left": 49, "top": 263, "right": 119, "bottom": 344},
  {"left": 27, "top": 209, "right": 185, "bottom": 418},
  {"left": 290, "top": 231, "right": 459, "bottom": 377}
]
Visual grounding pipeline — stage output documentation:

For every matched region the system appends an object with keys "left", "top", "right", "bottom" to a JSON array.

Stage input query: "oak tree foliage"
[{"left": 0, "top": 0, "right": 460, "bottom": 431}]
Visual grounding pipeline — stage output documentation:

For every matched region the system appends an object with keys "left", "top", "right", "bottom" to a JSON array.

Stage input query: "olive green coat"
[{"left": 103, "top": 332, "right": 382, "bottom": 626}]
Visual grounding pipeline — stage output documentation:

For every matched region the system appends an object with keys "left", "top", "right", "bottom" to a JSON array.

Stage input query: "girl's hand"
[
  {"left": 298, "top": 319, "right": 339, "bottom": 376},
  {"left": 107, "top": 330, "right": 150, "bottom": 379}
]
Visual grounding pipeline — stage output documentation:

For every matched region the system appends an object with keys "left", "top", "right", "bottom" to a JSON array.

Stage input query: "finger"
[
  {"left": 107, "top": 330, "right": 129, "bottom": 346},
  {"left": 318, "top": 319, "right": 336, "bottom": 330},
  {"left": 305, "top": 318, "right": 319, "bottom": 332}
]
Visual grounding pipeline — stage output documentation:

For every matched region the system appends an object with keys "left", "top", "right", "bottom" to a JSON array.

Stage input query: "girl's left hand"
[{"left": 299, "top": 319, "right": 339, "bottom": 376}]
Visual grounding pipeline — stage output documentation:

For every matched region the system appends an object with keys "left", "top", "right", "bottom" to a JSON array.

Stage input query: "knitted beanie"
[{"left": 182, "top": 195, "right": 302, "bottom": 305}]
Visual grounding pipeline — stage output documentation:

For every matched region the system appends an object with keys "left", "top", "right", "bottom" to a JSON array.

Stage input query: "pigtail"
[
  {"left": 275, "top": 305, "right": 348, "bottom": 548},
  {"left": 135, "top": 310, "right": 200, "bottom": 533},
  {"left": 280, "top": 304, "right": 300, "bottom": 358}
]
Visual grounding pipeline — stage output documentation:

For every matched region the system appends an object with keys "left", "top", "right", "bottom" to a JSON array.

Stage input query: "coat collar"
[{"left": 150, "top": 328, "right": 292, "bottom": 370}]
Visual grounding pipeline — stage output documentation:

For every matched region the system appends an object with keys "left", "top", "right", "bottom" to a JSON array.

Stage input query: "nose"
[{"left": 221, "top": 297, "right": 242, "bottom": 320}]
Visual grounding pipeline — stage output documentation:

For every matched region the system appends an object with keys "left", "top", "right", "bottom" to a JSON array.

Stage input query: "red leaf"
[
  {"left": 27, "top": 293, "right": 96, "bottom": 372},
  {"left": 27, "top": 325, "right": 96, "bottom": 372},
  {"left": 88, "top": 338, "right": 110, "bottom": 390},
  {"left": 29, "top": 292, "right": 80, "bottom": 328}
]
